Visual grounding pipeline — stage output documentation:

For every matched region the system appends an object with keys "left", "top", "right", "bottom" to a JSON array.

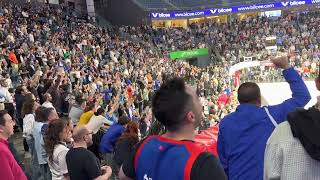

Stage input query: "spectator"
[
  {"left": 119, "top": 78, "right": 226, "bottom": 180},
  {"left": 78, "top": 101, "right": 96, "bottom": 125},
  {"left": 114, "top": 121, "right": 139, "bottom": 168},
  {"left": 44, "top": 119, "right": 72, "bottom": 180},
  {"left": 87, "top": 107, "right": 113, "bottom": 134},
  {"left": 47, "top": 75, "right": 63, "bottom": 114},
  {"left": 21, "top": 94, "right": 39, "bottom": 179},
  {"left": 0, "top": 110, "right": 27, "bottom": 180},
  {"left": 69, "top": 95, "right": 86, "bottom": 125},
  {"left": 66, "top": 125, "right": 112, "bottom": 180},
  {"left": 99, "top": 115, "right": 130, "bottom": 167},
  {"left": 32, "top": 107, "right": 58, "bottom": 180},
  {"left": 14, "top": 85, "right": 28, "bottom": 131},
  {"left": 217, "top": 56, "right": 311, "bottom": 180},
  {"left": 264, "top": 67, "right": 320, "bottom": 180},
  {"left": 42, "top": 93, "right": 56, "bottom": 112},
  {"left": 86, "top": 107, "right": 112, "bottom": 160},
  {"left": 0, "top": 78, "right": 14, "bottom": 117}
]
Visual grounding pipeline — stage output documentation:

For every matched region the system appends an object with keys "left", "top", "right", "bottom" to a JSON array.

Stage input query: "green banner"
[{"left": 169, "top": 48, "right": 209, "bottom": 60}]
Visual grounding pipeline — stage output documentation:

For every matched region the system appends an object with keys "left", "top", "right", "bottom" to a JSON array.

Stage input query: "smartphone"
[{"left": 265, "top": 36, "right": 277, "bottom": 56}]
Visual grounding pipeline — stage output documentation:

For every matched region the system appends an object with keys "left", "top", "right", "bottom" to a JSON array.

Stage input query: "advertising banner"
[
  {"left": 150, "top": 0, "right": 320, "bottom": 19},
  {"left": 169, "top": 48, "right": 209, "bottom": 60}
]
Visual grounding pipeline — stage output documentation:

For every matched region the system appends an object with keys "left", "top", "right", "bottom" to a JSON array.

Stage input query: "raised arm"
[{"left": 268, "top": 56, "right": 311, "bottom": 124}]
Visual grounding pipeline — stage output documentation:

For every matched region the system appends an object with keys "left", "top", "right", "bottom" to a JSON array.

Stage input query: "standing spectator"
[
  {"left": 22, "top": 94, "right": 39, "bottom": 179},
  {"left": 78, "top": 101, "right": 95, "bottom": 125},
  {"left": 217, "top": 56, "right": 311, "bottom": 180},
  {"left": 69, "top": 95, "right": 86, "bottom": 125},
  {"left": 66, "top": 125, "right": 112, "bottom": 180},
  {"left": 0, "top": 110, "right": 27, "bottom": 180},
  {"left": 86, "top": 108, "right": 112, "bottom": 160},
  {"left": 42, "top": 93, "right": 56, "bottom": 112},
  {"left": 119, "top": 78, "right": 226, "bottom": 180},
  {"left": 264, "top": 68, "right": 320, "bottom": 180},
  {"left": 47, "top": 75, "right": 62, "bottom": 114},
  {"left": 44, "top": 119, "right": 72, "bottom": 180},
  {"left": 87, "top": 108, "right": 113, "bottom": 134},
  {"left": 33, "top": 107, "right": 58, "bottom": 180},
  {"left": 14, "top": 85, "right": 28, "bottom": 131},
  {"left": 0, "top": 79, "right": 14, "bottom": 118},
  {"left": 114, "top": 121, "right": 139, "bottom": 171}
]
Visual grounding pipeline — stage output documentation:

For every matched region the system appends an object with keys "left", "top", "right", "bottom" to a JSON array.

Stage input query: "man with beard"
[
  {"left": 66, "top": 126, "right": 112, "bottom": 180},
  {"left": 119, "top": 78, "right": 226, "bottom": 180}
]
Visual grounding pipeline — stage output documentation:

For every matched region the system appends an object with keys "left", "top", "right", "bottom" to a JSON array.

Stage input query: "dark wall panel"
[{"left": 98, "top": 0, "right": 150, "bottom": 26}]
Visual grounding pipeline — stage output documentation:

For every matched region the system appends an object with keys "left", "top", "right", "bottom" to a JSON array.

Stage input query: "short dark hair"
[
  {"left": 75, "top": 95, "right": 85, "bottom": 105},
  {"left": 152, "top": 77, "right": 193, "bottom": 131},
  {"left": 238, "top": 82, "right": 261, "bottom": 104},
  {"left": 36, "top": 106, "right": 56, "bottom": 122},
  {"left": 94, "top": 108, "right": 105, "bottom": 116},
  {"left": 0, "top": 110, "right": 8, "bottom": 126},
  {"left": 118, "top": 115, "right": 130, "bottom": 125}
]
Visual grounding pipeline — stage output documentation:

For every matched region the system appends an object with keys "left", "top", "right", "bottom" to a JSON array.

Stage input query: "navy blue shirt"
[{"left": 217, "top": 67, "right": 311, "bottom": 180}]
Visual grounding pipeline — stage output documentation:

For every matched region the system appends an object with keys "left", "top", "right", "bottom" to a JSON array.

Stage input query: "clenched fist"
[{"left": 270, "top": 56, "right": 290, "bottom": 70}]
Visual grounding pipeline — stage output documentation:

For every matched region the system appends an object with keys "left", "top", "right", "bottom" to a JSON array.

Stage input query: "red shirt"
[{"left": 0, "top": 138, "right": 27, "bottom": 180}]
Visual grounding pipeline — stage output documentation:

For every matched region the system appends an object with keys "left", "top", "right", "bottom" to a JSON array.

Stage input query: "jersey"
[{"left": 134, "top": 135, "right": 204, "bottom": 180}]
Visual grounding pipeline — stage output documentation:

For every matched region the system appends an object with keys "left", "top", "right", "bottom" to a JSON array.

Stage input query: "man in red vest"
[{"left": 119, "top": 78, "right": 226, "bottom": 180}]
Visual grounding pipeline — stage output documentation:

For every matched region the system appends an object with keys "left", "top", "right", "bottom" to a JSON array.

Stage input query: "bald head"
[{"left": 72, "top": 125, "right": 90, "bottom": 142}]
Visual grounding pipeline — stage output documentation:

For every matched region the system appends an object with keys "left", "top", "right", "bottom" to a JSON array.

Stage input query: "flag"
[
  {"left": 195, "top": 125, "right": 219, "bottom": 157},
  {"left": 234, "top": 70, "right": 240, "bottom": 88}
]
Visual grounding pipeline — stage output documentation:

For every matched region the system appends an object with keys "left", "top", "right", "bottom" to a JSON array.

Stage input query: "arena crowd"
[{"left": 0, "top": 0, "right": 319, "bottom": 180}]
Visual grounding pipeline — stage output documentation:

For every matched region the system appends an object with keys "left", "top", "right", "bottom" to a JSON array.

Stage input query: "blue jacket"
[
  {"left": 217, "top": 67, "right": 311, "bottom": 180},
  {"left": 99, "top": 124, "right": 125, "bottom": 153}
]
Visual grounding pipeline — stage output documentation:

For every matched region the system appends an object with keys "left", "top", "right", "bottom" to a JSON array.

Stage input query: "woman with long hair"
[
  {"left": 44, "top": 119, "right": 72, "bottom": 180},
  {"left": 22, "top": 93, "right": 39, "bottom": 179},
  {"left": 114, "top": 121, "right": 139, "bottom": 167}
]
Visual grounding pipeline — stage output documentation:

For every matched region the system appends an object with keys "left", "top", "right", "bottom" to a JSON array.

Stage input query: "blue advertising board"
[{"left": 150, "top": 0, "right": 320, "bottom": 19}]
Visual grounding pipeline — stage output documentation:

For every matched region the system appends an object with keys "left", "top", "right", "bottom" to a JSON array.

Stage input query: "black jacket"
[{"left": 288, "top": 107, "right": 320, "bottom": 161}]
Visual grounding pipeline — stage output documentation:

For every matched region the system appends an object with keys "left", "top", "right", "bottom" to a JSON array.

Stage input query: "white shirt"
[
  {"left": 48, "top": 144, "right": 69, "bottom": 180},
  {"left": 42, "top": 101, "right": 56, "bottom": 111},
  {"left": 264, "top": 121, "right": 320, "bottom": 180},
  {"left": 86, "top": 115, "right": 113, "bottom": 134},
  {"left": 0, "top": 86, "right": 13, "bottom": 103},
  {"left": 23, "top": 114, "right": 35, "bottom": 138}
]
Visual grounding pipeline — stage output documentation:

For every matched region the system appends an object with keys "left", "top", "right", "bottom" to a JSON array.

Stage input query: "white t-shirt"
[
  {"left": 42, "top": 101, "right": 56, "bottom": 111},
  {"left": 23, "top": 114, "right": 35, "bottom": 138},
  {"left": 49, "top": 144, "right": 69, "bottom": 180},
  {"left": 86, "top": 115, "right": 113, "bottom": 134}
]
